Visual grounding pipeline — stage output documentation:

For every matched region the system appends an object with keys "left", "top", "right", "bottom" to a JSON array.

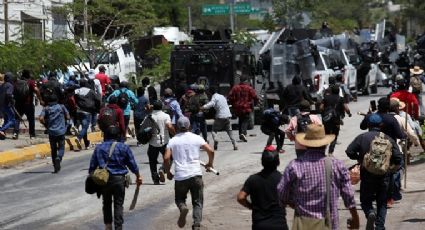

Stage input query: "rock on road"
[{"left": 1, "top": 88, "right": 425, "bottom": 230}]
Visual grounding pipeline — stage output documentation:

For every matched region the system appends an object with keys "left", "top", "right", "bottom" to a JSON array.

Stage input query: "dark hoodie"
[
  {"left": 0, "top": 73, "right": 15, "bottom": 107},
  {"left": 281, "top": 76, "right": 313, "bottom": 108}
]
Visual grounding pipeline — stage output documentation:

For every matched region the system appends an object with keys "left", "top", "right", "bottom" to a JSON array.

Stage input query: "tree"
[
  {"left": 152, "top": 0, "right": 187, "bottom": 28},
  {"left": 0, "top": 39, "right": 81, "bottom": 77},
  {"left": 143, "top": 44, "right": 172, "bottom": 82},
  {"left": 57, "top": 0, "right": 158, "bottom": 71}
]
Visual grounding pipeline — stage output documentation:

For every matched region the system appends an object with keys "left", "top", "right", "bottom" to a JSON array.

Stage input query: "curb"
[{"left": 0, "top": 132, "right": 104, "bottom": 167}]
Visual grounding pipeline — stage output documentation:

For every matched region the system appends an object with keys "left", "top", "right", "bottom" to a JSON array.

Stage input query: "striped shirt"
[{"left": 277, "top": 150, "right": 356, "bottom": 230}]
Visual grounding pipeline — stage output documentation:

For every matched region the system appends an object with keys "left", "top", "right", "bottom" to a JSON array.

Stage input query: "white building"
[{"left": 0, "top": 0, "right": 73, "bottom": 42}]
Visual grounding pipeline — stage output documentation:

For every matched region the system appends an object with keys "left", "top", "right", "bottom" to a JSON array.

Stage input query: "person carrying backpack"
[
  {"left": 99, "top": 95, "right": 126, "bottom": 141},
  {"left": 13, "top": 70, "right": 43, "bottom": 139},
  {"left": 163, "top": 88, "right": 183, "bottom": 128},
  {"left": 320, "top": 85, "right": 352, "bottom": 154},
  {"left": 145, "top": 100, "right": 175, "bottom": 185},
  {"left": 285, "top": 100, "right": 322, "bottom": 157},
  {"left": 39, "top": 100, "right": 70, "bottom": 173},
  {"left": 134, "top": 87, "right": 149, "bottom": 137},
  {"left": 107, "top": 81, "right": 138, "bottom": 138},
  {"left": 88, "top": 125, "right": 142, "bottom": 230},
  {"left": 260, "top": 108, "right": 287, "bottom": 153},
  {"left": 188, "top": 84, "right": 209, "bottom": 142},
  {"left": 346, "top": 113, "right": 402, "bottom": 230},
  {"left": 74, "top": 79, "right": 101, "bottom": 150},
  {"left": 409, "top": 66, "right": 425, "bottom": 115}
]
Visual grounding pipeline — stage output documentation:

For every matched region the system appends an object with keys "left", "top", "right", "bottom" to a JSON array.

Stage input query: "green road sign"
[
  {"left": 234, "top": 2, "right": 251, "bottom": 14},
  {"left": 202, "top": 4, "right": 229, "bottom": 15},
  {"left": 202, "top": 3, "right": 257, "bottom": 15}
]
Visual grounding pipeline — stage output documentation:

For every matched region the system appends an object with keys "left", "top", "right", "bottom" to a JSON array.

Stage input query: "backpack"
[
  {"left": 14, "top": 79, "right": 30, "bottom": 102},
  {"left": 362, "top": 132, "right": 392, "bottom": 175},
  {"left": 136, "top": 115, "right": 160, "bottom": 145},
  {"left": 297, "top": 114, "right": 312, "bottom": 133},
  {"left": 118, "top": 89, "right": 129, "bottom": 109},
  {"left": 322, "top": 105, "right": 339, "bottom": 124},
  {"left": 260, "top": 108, "right": 281, "bottom": 135},
  {"left": 410, "top": 75, "right": 422, "bottom": 94},
  {"left": 98, "top": 107, "right": 118, "bottom": 133}
]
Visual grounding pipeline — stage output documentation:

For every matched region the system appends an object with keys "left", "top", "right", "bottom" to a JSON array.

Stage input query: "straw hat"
[
  {"left": 410, "top": 66, "right": 424, "bottom": 75},
  {"left": 295, "top": 124, "right": 335, "bottom": 147}
]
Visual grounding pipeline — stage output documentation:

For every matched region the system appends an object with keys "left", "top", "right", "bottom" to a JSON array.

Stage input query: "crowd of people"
[{"left": 2, "top": 64, "right": 425, "bottom": 229}]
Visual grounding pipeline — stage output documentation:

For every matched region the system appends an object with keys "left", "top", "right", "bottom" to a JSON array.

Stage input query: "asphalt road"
[{"left": 1, "top": 88, "right": 425, "bottom": 230}]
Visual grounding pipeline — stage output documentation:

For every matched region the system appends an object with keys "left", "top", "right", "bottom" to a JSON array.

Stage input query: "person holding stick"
[{"left": 163, "top": 116, "right": 215, "bottom": 230}]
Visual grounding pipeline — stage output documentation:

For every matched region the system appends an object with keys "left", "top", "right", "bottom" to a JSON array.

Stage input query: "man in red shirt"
[
  {"left": 228, "top": 74, "right": 259, "bottom": 142},
  {"left": 99, "top": 95, "right": 126, "bottom": 141},
  {"left": 95, "top": 65, "right": 111, "bottom": 97},
  {"left": 390, "top": 77, "right": 419, "bottom": 119}
]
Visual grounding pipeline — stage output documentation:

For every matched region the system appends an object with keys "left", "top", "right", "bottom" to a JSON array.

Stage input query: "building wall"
[{"left": 0, "top": 0, "right": 73, "bottom": 42}]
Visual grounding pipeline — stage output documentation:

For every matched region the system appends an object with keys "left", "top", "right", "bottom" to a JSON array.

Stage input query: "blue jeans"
[
  {"left": 49, "top": 134, "right": 65, "bottom": 162},
  {"left": 0, "top": 106, "right": 16, "bottom": 132},
  {"left": 91, "top": 113, "right": 98, "bottom": 130},
  {"left": 77, "top": 112, "right": 90, "bottom": 147},
  {"left": 360, "top": 176, "right": 390, "bottom": 230}
]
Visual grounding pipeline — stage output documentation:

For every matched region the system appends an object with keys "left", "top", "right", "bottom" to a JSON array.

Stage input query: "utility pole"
[
  {"left": 229, "top": 0, "right": 235, "bottom": 33},
  {"left": 83, "top": 0, "right": 88, "bottom": 41},
  {"left": 3, "top": 0, "right": 8, "bottom": 42},
  {"left": 188, "top": 5, "right": 192, "bottom": 33}
]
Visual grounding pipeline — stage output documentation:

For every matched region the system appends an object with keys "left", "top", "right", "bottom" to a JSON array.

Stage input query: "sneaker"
[
  {"left": 177, "top": 205, "right": 189, "bottom": 228},
  {"left": 158, "top": 169, "right": 165, "bottom": 183},
  {"left": 85, "top": 141, "right": 91, "bottom": 150},
  {"left": 0, "top": 131, "right": 6, "bottom": 140},
  {"left": 126, "top": 134, "right": 132, "bottom": 138},
  {"left": 278, "top": 149, "right": 286, "bottom": 154},
  {"left": 239, "top": 134, "right": 248, "bottom": 142},
  {"left": 366, "top": 212, "right": 376, "bottom": 230},
  {"left": 54, "top": 159, "right": 61, "bottom": 173},
  {"left": 12, "top": 133, "right": 18, "bottom": 140},
  {"left": 105, "top": 224, "right": 113, "bottom": 230},
  {"left": 214, "top": 142, "right": 218, "bottom": 150},
  {"left": 192, "top": 223, "right": 201, "bottom": 230},
  {"left": 30, "top": 135, "right": 36, "bottom": 140},
  {"left": 75, "top": 139, "right": 82, "bottom": 150},
  {"left": 233, "top": 145, "right": 238, "bottom": 151},
  {"left": 153, "top": 180, "right": 160, "bottom": 185}
]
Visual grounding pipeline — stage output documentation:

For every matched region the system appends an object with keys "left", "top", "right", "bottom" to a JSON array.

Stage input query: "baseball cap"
[
  {"left": 177, "top": 116, "right": 190, "bottom": 130},
  {"left": 368, "top": 113, "right": 382, "bottom": 125}
]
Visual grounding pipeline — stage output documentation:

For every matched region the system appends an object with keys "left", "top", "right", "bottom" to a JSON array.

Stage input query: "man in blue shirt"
[
  {"left": 107, "top": 81, "right": 138, "bottom": 138},
  {"left": 89, "top": 127, "right": 142, "bottom": 230},
  {"left": 39, "top": 102, "right": 70, "bottom": 173},
  {"left": 163, "top": 88, "right": 183, "bottom": 127}
]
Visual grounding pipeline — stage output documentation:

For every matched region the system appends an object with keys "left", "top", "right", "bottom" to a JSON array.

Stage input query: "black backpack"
[
  {"left": 297, "top": 114, "right": 312, "bottom": 133},
  {"left": 14, "top": 79, "right": 30, "bottom": 102},
  {"left": 118, "top": 89, "right": 129, "bottom": 109},
  {"left": 322, "top": 104, "right": 339, "bottom": 124},
  {"left": 98, "top": 107, "right": 118, "bottom": 133},
  {"left": 260, "top": 108, "right": 282, "bottom": 135},
  {"left": 137, "top": 115, "right": 160, "bottom": 145}
]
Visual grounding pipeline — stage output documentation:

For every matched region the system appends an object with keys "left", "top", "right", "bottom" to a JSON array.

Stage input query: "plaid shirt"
[
  {"left": 277, "top": 150, "right": 356, "bottom": 230},
  {"left": 89, "top": 140, "right": 139, "bottom": 175},
  {"left": 228, "top": 83, "right": 258, "bottom": 116}
]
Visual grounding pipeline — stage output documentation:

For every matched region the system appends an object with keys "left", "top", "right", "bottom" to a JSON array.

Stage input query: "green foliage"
[
  {"left": 0, "top": 39, "right": 81, "bottom": 77},
  {"left": 232, "top": 31, "right": 258, "bottom": 48},
  {"left": 152, "top": 0, "right": 187, "bottom": 27},
  {"left": 59, "top": 0, "right": 158, "bottom": 68},
  {"left": 143, "top": 44, "right": 173, "bottom": 82}
]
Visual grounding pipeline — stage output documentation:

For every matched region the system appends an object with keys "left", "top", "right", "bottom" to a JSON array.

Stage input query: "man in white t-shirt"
[
  {"left": 164, "top": 116, "right": 215, "bottom": 230},
  {"left": 148, "top": 100, "right": 175, "bottom": 184}
]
